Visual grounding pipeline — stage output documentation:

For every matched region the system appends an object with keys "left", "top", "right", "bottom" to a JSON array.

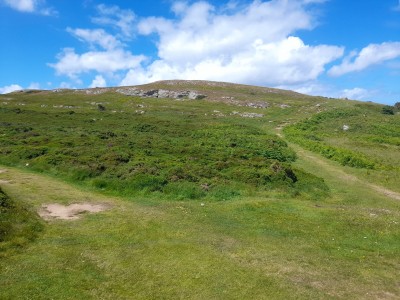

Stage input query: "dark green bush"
[{"left": 382, "top": 106, "right": 394, "bottom": 115}]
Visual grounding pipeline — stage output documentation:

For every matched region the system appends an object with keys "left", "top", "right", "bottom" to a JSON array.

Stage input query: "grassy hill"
[{"left": 0, "top": 80, "right": 399, "bottom": 299}]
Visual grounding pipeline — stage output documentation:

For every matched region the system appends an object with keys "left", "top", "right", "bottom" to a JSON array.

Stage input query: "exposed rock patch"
[
  {"left": 116, "top": 88, "right": 206, "bottom": 100},
  {"left": 231, "top": 111, "right": 264, "bottom": 118},
  {"left": 52, "top": 88, "right": 72, "bottom": 93},
  {"left": 223, "top": 97, "right": 269, "bottom": 109},
  {"left": 39, "top": 203, "right": 110, "bottom": 220}
]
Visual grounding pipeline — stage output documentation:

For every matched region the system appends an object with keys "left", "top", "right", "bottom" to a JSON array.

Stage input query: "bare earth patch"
[{"left": 39, "top": 203, "right": 110, "bottom": 220}]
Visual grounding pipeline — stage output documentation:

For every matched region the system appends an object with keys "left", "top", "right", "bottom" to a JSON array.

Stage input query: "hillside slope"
[
  {"left": 0, "top": 80, "right": 399, "bottom": 298},
  {"left": 0, "top": 81, "right": 335, "bottom": 201}
]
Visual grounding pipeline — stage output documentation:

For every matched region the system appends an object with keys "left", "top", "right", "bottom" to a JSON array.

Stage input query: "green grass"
[
  {"left": 284, "top": 103, "right": 400, "bottom": 192},
  {"left": 0, "top": 81, "right": 399, "bottom": 299},
  {"left": 0, "top": 160, "right": 399, "bottom": 299},
  {"left": 0, "top": 186, "right": 43, "bottom": 257}
]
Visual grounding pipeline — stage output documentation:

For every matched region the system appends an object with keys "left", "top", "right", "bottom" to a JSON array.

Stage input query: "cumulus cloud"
[
  {"left": 92, "top": 4, "right": 136, "bottom": 38},
  {"left": 49, "top": 5, "right": 142, "bottom": 80},
  {"left": 277, "top": 82, "right": 332, "bottom": 97},
  {"left": 49, "top": 48, "right": 145, "bottom": 78},
  {"left": 329, "top": 42, "right": 400, "bottom": 76},
  {"left": 89, "top": 75, "right": 107, "bottom": 88},
  {"left": 121, "top": 37, "right": 343, "bottom": 86},
  {"left": 2, "top": 0, "right": 57, "bottom": 15},
  {"left": 138, "top": 0, "right": 316, "bottom": 64},
  {"left": 339, "top": 87, "right": 370, "bottom": 100},
  {"left": 28, "top": 82, "right": 40, "bottom": 89},
  {"left": 0, "top": 83, "right": 42, "bottom": 94},
  {"left": 50, "top": 1, "right": 345, "bottom": 88},
  {"left": 0, "top": 84, "right": 23, "bottom": 94},
  {"left": 66, "top": 28, "right": 123, "bottom": 50},
  {"left": 122, "top": 0, "right": 343, "bottom": 86}
]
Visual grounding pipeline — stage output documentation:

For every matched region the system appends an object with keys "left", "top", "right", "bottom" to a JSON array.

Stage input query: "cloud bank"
[
  {"left": 123, "top": 0, "right": 344, "bottom": 85},
  {"left": 49, "top": 0, "right": 344, "bottom": 89}
]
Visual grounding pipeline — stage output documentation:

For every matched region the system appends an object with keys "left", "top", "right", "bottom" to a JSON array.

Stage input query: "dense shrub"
[{"left": 382, "top": 106, "right": 394, "bottom": 115}]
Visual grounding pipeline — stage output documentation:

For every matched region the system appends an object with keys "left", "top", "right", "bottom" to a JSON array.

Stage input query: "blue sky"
[{"left": 0, "top": 0, "right": 399, "bottom": 104}]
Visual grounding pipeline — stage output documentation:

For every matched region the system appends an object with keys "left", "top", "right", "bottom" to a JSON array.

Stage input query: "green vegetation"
[
  {"left": 0, "top": 88, "right": 326, "bottom": 201},
  {"left": 0, "top": 81, "right": 399, "bottom": 299},
  {"left": 284, "top": 103, "right": 400, "bottom": 192},
  {"left": 0, "top": 187, "right": 43, "bottom": 257},
  {"left": 382, "top": 105, "right": 395, "bottom": 115}
]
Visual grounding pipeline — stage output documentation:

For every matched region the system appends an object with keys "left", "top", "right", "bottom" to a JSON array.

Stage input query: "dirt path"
[
  {"left": 292, "top": 142, "right": 400, "bottom": 201},
  {"left": 275, "top": 128, "right": 400, "bottom": 201}
]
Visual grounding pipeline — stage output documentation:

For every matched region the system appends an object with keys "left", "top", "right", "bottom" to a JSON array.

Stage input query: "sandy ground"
[{"left": 39, "top": 203, "right": 109, "bottom": 220}]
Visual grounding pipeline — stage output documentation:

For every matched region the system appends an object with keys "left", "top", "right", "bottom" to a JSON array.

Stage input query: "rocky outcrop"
[{"left": 116, "top": 88, "right": 206, "bottom": 100}]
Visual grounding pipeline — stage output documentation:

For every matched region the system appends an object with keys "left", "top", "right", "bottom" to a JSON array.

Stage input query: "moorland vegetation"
[{"left": 0, "top": 81, "right": 399, "bottom": 299}]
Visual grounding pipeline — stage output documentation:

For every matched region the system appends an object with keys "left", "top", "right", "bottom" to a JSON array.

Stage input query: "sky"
[{"left": 0, "top": 0, "right": 399, "bottom": 104}]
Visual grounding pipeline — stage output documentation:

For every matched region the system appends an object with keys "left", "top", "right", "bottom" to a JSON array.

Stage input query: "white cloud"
[
  {"left": 0, "top": 82, "right": 41, "bottom": 94},
  {"left": 2, "top": 0, "right": 57, "bottom": 15},
  {"left": 277, "top": 82, "right": 331, "bottom": 96},
  {"left": 3, "top": 0, "right": 35, "bottom": 12},
  {"left": 50, "top": 1, "right": 344, "bottom": 89},
  {"left": 138, "top": 0, "right": 317, "bottom": 65},
  {"left": 49, "top": 4, "right": 142, "bottom": 80},
  {"left": 58, "top": 82, "right": 75, "bottom": 89},
  {"left": 92, "top": 4, "right": 135, "bottom": 38},
  {"left": 329, "top": 42, "right": 400, "bottom": 76},
  {"left": 49, "top": 48, "right": 145, "bottom": 78},
  {"left": 121, "top": 37, "right": 343, "bottom": 86},
  {"left": 89, "top": 75, "right": 107, "bottom": 88},
  {"left": 339, "top": 87, "right": 369, "bottom": 100},
  {"left": 0, "top": 84, "right": 23, "bottom": 94},
  {"left": 67, "top": 28, "right": 122, "bottom": 50},
  {"left": 122, "top": 0, "right": 343, "bottom": 86},
  {"left": 28, "top": 82, "right": 40, "bottom": 89}
]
